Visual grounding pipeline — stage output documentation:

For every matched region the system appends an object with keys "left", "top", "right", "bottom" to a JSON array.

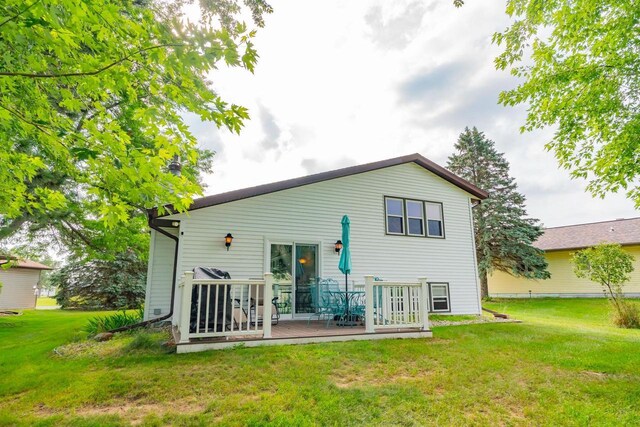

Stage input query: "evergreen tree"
[{"left": 447, "top": 127, "right": 550, "bottom": 297}]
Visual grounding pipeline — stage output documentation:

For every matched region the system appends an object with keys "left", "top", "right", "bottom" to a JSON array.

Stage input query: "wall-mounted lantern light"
[
  {"left": 334, "top": 240, "right": 343, "bottom": 253},
  {"left": 224, "top": 233, "right": 233, "bottom": 251}
]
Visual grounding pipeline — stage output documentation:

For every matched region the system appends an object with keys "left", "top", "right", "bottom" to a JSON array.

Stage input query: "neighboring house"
[
  {"left": 144, "top": 154, "right": 487, "bottom": 351},
  {"left": 489, "top": 217, "right": 640, "bottom": 298},
  {"left": 0, "top": 259, "right": 53, "bottom": 309}
]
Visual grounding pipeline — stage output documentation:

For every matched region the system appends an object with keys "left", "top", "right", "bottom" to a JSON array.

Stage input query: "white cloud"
[{"left": 189, "top": 0, "right": 637, "bottom": 227}]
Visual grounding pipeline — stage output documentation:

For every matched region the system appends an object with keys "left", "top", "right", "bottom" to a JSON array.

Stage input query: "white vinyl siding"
[
  {"left": 159, "top": 162, "right": 481, "bottom": 318},
  {"left": 0, "top": 268, "right": 41, "bottom": 309},
  {"left": 144, "top": 228, "right": 178, "bottom": 320}
]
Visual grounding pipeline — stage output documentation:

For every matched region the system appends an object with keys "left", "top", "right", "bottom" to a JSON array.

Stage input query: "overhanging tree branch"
[
  {"left": 0, "top": 0, "right": 42, "bottom": 29},
  {"left": 0, "top": 44, "right": 184, "bottom": 78}
]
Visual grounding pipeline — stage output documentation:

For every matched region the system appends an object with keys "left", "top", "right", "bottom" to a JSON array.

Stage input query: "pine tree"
[{"left": 447, "top": 127, "right": 550, "bottom": 298}]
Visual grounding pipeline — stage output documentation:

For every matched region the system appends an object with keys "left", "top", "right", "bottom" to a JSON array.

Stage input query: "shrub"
[
  {"left": 85, "top": 309, "right": 143, "bottom": 335},
  {"left": 573, "top": 243, "right": 637, "bottom": 328},
  {"left": 612, "top": 300, "right": 640, "bottom": 329},
  {"left": 51, "top": 251, "right": 146, "bottom": 310}
]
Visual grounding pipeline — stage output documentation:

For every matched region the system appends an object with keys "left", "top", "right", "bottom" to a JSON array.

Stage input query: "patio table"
[{"left": 329, "top": 290, "right": 365, "bottom": 326}]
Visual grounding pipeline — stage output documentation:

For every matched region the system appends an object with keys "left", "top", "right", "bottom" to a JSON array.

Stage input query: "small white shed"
[{"left": 0, "top": 259, "right": 53, "bottom": 310}]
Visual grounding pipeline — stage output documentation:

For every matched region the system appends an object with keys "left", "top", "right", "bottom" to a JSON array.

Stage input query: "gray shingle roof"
[{"left": 536, "top": 217, "right": 640, "bottom": 251}]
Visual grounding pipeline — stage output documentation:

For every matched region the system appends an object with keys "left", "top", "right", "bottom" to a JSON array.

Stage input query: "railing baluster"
[
  {"left": 204, "top": 284, "right": 210, "bottom": 333},
  {"left": 255, "top": 283, "right": 260, "bottom": 332},
  {"left": 403, "top": 286, "right": 408, "bottom": 325},
  {"left": 196, "top": 284, "right": 202, "bottom": 334},
  {"left": 223, "top": 283, "right": 230, "bottom": 333},
  {"left": 247, "top": 283, "right": 252, "bottom": 331},
  {"left": 236, "top": 285, "right": 241, "bottom": 332},
  {"left": 385, "top": 286, "right": 391, "bottom": 326},
  {"left": 213, "top": 283, "right": 219, "bottom": 332}
]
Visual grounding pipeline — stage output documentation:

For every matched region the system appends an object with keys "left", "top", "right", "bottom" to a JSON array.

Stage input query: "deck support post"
[
  {"left": 418, "top": 277, "right": 430, "bottom": 331},
  {"left": 364, "top": 275, "right": 375, "bottom": 333},
  {"left": 179, "top": 271, "right": 193, "bottom": 344},
  {"left": 263, "top": 272, "right": 274, "bottom": 338}
]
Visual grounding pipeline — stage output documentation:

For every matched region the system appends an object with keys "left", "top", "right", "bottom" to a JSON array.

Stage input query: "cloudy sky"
[{"left": 189, "top": 0, "right": 638, "bottom": 228}]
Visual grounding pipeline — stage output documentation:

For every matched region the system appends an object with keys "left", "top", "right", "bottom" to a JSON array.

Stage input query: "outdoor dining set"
[{"left": 272, "top": 278, "right": 366, "bottom": 327}]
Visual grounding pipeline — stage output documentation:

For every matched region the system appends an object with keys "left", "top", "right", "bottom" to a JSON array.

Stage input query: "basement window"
[{"left": 430, "top": 283, "right": 450, "bottom": 312}]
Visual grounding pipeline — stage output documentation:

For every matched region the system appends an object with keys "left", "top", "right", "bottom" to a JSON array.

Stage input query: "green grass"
[
  {"left": 36, "top": 297, "right": 58, "bottom": 307},
  {"left": 1, "top": 299, "right": 639, "bottom": 425}
]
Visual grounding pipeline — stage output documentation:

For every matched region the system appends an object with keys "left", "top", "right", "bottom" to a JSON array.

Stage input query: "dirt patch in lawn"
[
  {"left": 38, "top": 400, "right": 205, "bottom": 425},
  {"left": 332, "top": 365, "right": 437, "bottom": 389}
]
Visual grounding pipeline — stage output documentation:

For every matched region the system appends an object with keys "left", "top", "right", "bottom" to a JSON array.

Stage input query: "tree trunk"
[{"left": 480, "top": 271, "right": 489, "bottom": 299}]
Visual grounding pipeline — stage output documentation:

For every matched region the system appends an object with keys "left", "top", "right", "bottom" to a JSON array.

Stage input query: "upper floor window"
[
  {"left": 426, "top": 202, "right": 444, "bottom": 238},
  {"left": 384, "top": 196, "right": 445, "bottom": 239},
  {"left": 405, "top": 200, "right": 425, "bottom": 236},
  {"left": 385, "top": 198, "right": 404, "bottom": 234}
]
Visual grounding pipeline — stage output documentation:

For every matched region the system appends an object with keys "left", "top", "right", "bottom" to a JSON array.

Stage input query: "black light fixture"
[
  {"left": 224, "top": 233, "right": 233, "bottom": 251},
  {"left": 168, "top": 155, "right": 182, "bottom": 177},
  {"left": 334, "top": 240, "right": 343, "bottom": 253}
]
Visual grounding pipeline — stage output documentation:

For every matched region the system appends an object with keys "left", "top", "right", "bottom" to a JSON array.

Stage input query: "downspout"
[
  {"left": 109, "top": 155, "right": 183, "bottom": 333},
  {"left": 108, "top": 214, "right": 180, "bottom": 332}
]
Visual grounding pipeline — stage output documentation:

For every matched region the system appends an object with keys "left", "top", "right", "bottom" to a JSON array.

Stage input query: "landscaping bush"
[
  {"left": 612, "top": 300, "right": 640, "bottom": 329},
  {"left": 85, "top": 309, "right": 143, "bottom": 335},
  {"left": 51, "top": 251, "right": 146, "bottom": 310},
  {"left": 573, "top": 243, "right": 638, "bottom": 328}
]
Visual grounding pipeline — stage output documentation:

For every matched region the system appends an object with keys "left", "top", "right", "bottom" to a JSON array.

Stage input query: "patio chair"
[
  {"left": 234, "top": 283, "right": 280, "bottom": 327},
  {"left": 350, "top": 292, "right": 366, "bottom": 321},
  {"left": 307, "top": 283, "right": 337, "bottom": 325}
]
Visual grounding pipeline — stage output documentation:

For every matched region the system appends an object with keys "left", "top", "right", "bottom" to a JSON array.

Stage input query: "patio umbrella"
[{"left": 338, "top": 215, "right": 352, "bottom": 318}]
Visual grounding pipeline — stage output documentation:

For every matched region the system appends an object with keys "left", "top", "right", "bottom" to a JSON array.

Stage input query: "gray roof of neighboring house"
[
  {"left": 151, "top": 153, "right": 488, "bottom": 218},
  {"left": 536, "top": 217, "right": 640, "bottom": 251}
]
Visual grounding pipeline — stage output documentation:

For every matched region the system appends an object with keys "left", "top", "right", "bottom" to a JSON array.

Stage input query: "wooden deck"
[{"left": 175, "top": 320, "right": 432, "bottom": 353}]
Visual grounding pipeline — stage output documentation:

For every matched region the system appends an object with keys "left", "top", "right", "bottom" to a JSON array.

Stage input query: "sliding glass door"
[
  {"left": 269, "top": 243, "right": 318, "bottom": 318},
  {"left": 294, "top": 244, "right": 318, "bottom": 315}
]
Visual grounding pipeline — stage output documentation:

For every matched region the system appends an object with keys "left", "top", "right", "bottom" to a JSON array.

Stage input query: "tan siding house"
[
  {"left": 0, "top": 260, "right": 53, "bottom": 309},
  {"left": 489, "top": 218, "right": 640, "bottom": 297}
]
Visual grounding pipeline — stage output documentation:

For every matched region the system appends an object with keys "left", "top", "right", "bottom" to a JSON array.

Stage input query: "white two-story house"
[{"left": 144, "top": 153, "right": 486, "bottom": 352}]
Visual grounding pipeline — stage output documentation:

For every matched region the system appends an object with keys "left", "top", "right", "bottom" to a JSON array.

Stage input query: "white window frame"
[
  {"left": 385, "top": 197, "right": 405, "bottom": 235},
  {"left": 405, "top": 199, "right": 425, "bottom": 237},
  {"left": 425, "top": 202, "right": 445, "bottom": 238},
  {"left": 429, "top": 283, "right": 450, "bottom": 312}
]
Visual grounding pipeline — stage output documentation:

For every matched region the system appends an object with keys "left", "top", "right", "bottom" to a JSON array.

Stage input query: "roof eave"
[{"left": 150, "top": 153, "right": 488, "bottom": 219}]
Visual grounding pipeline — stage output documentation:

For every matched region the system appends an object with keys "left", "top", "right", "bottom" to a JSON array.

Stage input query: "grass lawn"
[
  {"left": 1, "top": 299, "right": 639, "bottom": 426},
  {"left": 36, "top": 297, "right": 59, "bottom": 307}
]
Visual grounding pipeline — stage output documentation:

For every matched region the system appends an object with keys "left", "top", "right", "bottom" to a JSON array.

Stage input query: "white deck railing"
[
  {"left": 177, "top": 272, "right": 273, "bottom": 343},
  {"left": 176, "top": 272, "right": 428, "bottom": 343},
  {"left": 364, "top": 276, "right": 430, "bottom": 332}
]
